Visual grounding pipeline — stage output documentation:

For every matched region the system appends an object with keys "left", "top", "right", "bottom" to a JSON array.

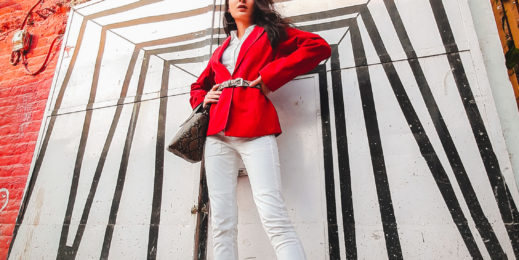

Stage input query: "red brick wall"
[{"left": 0, "top": 0, "right": 73, "bottom": 258}]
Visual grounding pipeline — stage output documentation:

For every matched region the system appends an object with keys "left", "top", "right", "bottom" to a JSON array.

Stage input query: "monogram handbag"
[{"left": 167, "top": 102, "right": 209, "bottom": 163}]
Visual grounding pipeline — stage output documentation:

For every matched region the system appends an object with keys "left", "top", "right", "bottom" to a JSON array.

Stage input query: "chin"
[{"left": 233, "top": 11, "right": 252, "bottom": 19}]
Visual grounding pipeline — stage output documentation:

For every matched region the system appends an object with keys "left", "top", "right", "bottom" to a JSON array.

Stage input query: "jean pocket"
[{"left": 204, "top": 138, "right": 222, "bottom": 157}]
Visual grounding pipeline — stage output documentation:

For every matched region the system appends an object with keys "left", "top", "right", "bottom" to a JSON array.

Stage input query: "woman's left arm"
[{"left": 258, "top": 27, "right": 332, "bottom": 93}]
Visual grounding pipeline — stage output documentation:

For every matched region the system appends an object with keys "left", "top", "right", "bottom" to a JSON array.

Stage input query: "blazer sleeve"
[
  {"left": 259, "top": 27, "right": 332, "bottom": 92},
  {"left": 189, "top": 60, "right": 215, "bottom": 109}
]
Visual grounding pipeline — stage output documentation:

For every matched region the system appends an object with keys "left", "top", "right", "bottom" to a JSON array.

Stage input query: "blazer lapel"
[
  {"left": 232, "top": 26, "right": 265, "bottom": 76},
  {"left": 213, "top": 36, "right": 232, "bottom": 79}
]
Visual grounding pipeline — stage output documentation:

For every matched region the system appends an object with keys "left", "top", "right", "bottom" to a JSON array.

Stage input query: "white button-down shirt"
[{"left": 221, "top": 24, "right": 256, "bottom": 74}]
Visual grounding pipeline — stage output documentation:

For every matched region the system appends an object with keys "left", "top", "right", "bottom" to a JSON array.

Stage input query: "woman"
[{"left": 189, "top": 0, "right": 331, "bottom": 259}]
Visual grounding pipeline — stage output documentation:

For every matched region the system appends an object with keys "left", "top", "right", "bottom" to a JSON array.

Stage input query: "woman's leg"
[
  {"left": 236, "top": 135, "right": 307, "bottom": 260},
  {"left": 204, "top": 132, "right": 241, "bottom": 260}
]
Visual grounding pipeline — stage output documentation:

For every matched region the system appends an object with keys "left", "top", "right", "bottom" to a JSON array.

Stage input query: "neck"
[{"left": 236, "top": 20, "right": 253, "bottom": 39}]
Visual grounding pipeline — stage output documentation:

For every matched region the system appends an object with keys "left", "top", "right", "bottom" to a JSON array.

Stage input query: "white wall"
[
  {"left": 8, "top": 0, "right": 519, "bottom": 259},
  {"left": 467, "top": 0, "right": 519, "bottom": 190}
]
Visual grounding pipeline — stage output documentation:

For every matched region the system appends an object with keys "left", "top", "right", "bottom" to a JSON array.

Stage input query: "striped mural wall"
[{"left": 8, "top": 0, "right": 519, "bottom": 259}]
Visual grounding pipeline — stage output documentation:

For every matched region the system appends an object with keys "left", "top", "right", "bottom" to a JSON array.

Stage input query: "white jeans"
[{"left": 204, "top": 131, "right": 306, "bottom": 260}]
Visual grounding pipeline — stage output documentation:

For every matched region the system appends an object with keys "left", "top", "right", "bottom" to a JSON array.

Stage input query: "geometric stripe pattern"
[{"left": 8, "top": 0, "right": 519, "bottom": 259}]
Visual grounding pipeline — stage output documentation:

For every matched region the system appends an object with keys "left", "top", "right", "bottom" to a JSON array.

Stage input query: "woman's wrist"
[
  {"left": 251, "top": 76, "right": 270, "bottom": 96},
  {"left": 261, "top": 82, "right": 271, "bottom": 96}
]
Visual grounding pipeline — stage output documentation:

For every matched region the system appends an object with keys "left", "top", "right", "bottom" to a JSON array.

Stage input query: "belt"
[{"left": 216, "top": 78, "right": 260, "bottom": 91}]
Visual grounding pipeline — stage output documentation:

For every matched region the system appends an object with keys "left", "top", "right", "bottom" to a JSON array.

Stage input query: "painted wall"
[
  {"left": 0, "top": 1, "right": 72, "bottom": 259},
  {"left": 489, "top": 0, "right": 519, "bottom": 107},
  {"left": 5, "top": 0, "right": 519, "bottom": 259},
  {"left": 467, "top": 0, "right": 519, "bottom": 191}
]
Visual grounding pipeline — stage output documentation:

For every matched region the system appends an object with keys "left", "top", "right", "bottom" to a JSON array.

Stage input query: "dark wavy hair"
[{"left": 223, "top": 0, "right": 290, "bottom": 48}]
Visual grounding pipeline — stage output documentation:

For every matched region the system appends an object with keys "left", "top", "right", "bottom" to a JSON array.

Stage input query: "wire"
[
  {"left": 20, "top": 0, "right": 45, "bottom": 30},
  {"left": 10, "top": 0, "right": 64, "bottom": 76},
  {"left": 10, "top": 51, "right": 21, "bottom": 66},
  {"left": 22, "top": 34, "right": 63, "bottom": 75}
]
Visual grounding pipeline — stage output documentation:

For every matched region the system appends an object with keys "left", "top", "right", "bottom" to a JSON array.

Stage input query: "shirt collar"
[{"left": 230, "top": 24, "right": 256, "bottom": 42}]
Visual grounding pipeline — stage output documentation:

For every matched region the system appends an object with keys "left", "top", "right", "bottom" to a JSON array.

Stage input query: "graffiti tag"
[{"left": 0, "top": 188, "right": 9, "bottom": 212}]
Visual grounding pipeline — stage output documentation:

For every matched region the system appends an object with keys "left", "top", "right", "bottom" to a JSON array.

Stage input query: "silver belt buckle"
[
  {"left": 221, "top": 78, "right": 249, "bottom": 89},
  {"left": 235, "top": 78, "right": 244, "bottom": 86}
]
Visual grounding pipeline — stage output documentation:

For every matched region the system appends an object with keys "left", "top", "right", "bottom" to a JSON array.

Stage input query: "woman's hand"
[
  {"left": 203, "top": 84, "right": 222, "bottom": 109},
  {"left": 250, "top": 76, "right": 271, "bottom": 97}
]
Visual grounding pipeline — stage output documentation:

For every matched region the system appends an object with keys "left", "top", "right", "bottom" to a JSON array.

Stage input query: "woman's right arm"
[{"left": 189, "top": 61, "right": 215, "bottom": 109}]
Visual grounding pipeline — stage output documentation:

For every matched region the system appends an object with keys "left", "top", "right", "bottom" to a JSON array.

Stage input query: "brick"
[
  {"left": 1, "top": 204, "right": 21, "bottom": 215},
  {"left": 0, "top": 224, "right": 14, "bottom": 237},
  {"left": 0, "top": 104, "right": 15, "bottom": 114},
  {"left": 0, "top": 0, "right": 82, "bottom": 257},
  {"left": 0, "top": 177, "right": 26, "bottom": 186},
  {"left": 0, "top": 135, "right": 20, "bottom": 146},
  {"left": 22, "top": 121, "right": 42, "bottom": 133},
  {"left": 0, "top": 176, "right": 27, "bottom": 188},
  {"left": 0, "top": 99, "right": 16, "bottom": 108},
  {"left": 0, "top": 143, "right": 31, "bottom": 156},
  {"left": 0, "top": 236, "right": 10, "bottom": 257},
  {"left": 0, "top": 125, "right": 19, "bottom": 136},
  {"left": 0, "top": 154, "right": 27, "bottom": 166},
  {"left": 0, "top": 165, "right": 26, "bottom": 177},
  {"left": 0, "top": 214, "right": 17, "bottom": 227}
]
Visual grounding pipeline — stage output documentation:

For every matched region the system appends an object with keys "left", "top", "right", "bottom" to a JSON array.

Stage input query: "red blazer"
[{"left": 189, "top": 25, "right": 331, "bottom": 137}]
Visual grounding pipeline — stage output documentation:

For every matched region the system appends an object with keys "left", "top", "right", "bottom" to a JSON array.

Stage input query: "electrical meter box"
[{"left": 12, "top": 29, "right": 30, "bottom": 52}]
